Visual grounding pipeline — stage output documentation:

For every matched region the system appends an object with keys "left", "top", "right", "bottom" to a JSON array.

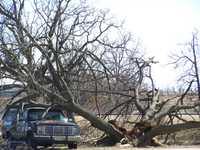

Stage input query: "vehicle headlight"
[{"left": 71, "top": 126, "right": 80, "bottom": 135}]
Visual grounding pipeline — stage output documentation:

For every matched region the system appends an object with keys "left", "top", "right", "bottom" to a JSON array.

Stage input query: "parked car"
[{"left": 1, "top": 102, "right": 80, "bottom": 149}]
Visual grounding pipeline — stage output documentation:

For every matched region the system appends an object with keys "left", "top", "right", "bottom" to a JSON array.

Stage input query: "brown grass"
[
  {"left": 78, "top": 145, "right": 200, "bottom": 150},
  {"left": 75, "top": 115, "right": 200, "bottom": 146}
]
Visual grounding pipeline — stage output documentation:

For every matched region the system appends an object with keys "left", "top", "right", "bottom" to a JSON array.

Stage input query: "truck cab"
[{"left": 1, "top": 102, "right": 80, "bottom": 149}]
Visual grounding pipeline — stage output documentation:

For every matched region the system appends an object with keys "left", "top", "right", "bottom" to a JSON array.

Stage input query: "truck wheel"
[
  {"left": 7, "top": 136, "right": 16, "bottom": 150},
  {"left": 68, "top": 143, "right": 77, "bottom": 149},
  {"left": 27, "top": 137, "right": 38, "bottom": 150}
]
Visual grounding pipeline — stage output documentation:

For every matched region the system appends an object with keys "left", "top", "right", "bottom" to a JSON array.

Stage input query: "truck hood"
[{"left": 36, "top": 120, "right": 77, "bottom": 126}]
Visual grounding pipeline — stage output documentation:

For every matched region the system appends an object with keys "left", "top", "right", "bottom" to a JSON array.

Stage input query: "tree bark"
[
  {"left": 66, "top": 102, "right": 124, "bottom": 142},
  {"left": 137, "top": 121, "right": 200, "bottom": 146},
  {"left": 192, "top": 34, "right": 200, "bottom": 102}
]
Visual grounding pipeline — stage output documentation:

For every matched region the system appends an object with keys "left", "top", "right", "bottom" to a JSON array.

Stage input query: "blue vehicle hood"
[{"left": 36, "top": 120, "right": 77, "bottom": 126}]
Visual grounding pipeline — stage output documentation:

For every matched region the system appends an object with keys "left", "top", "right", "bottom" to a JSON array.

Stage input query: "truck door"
[
  {"left": 2, "top": 107, "right": 18, "bottom": 138},
  {"left": 16, "top": 110, "right": 27, "bottom": 138}
]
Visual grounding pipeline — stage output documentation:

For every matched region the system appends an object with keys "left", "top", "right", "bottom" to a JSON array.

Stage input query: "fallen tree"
[
  {"left": 0, "top": 0, "right": 200, "bottom": 147},
  {"left": 137, "top": 121, "right": 200, "bottom": 146}
]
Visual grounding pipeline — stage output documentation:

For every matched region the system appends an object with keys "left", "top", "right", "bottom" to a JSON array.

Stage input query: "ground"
[
  {"left": 78, "top": 145, "right": 200, "bottom": 150},
  {"left": 9, "top": 145, "right": 200, "bottom": 150},
  {"left": 79, "top": 147, "right": 199, "bottom": 150}
]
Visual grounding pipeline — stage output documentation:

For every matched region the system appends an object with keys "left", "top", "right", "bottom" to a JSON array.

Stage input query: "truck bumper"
[{"left": 32, "top": 135, "right": 81, "bottom": 145}]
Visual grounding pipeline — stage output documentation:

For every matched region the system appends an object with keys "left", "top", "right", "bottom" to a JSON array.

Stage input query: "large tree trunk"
[
  {"left": 65, "top": 102, "right": 124, "bottom": 142},
  {"left": 137, "top": 121, "right": 200, "bottom": 146}
]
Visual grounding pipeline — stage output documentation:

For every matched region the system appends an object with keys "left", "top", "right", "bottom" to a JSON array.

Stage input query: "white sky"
[{"left": 90, "top": 0, "right": 200, "bottom": 89}]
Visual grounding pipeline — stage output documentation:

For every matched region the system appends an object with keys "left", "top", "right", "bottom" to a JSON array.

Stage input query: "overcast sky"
[{"left": 90, "top": 0, "right": 200, "bottom": 89}]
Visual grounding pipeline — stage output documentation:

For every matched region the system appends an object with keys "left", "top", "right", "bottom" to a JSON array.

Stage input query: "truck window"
[
  {"left": 3, "top": 108, "right": 18, "bottom": 122},
  {"left": 28, "top": 109, "right": 44, "bottom": 121},
  {"left": 45, "top": 110, "right": 65, "bottom": 121}
]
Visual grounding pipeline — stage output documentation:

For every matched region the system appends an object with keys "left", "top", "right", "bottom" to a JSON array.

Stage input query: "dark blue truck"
[{"left": 1, "top": 102, "right": 80, "bottom": 149}]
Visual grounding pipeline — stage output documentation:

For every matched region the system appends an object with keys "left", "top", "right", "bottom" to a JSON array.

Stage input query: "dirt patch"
[{"left": 78, "top": 145, "right": 200, "bottom": 150}]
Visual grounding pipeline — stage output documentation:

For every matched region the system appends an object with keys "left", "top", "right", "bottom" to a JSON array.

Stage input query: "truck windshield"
[
  {"left": 28, "top": 108, "right": 67, "bottom": 121},
  {"left": 45, "top": 110, "right": 66, "bottom": 121},
  {"left": 28, "top": 109, "right": 45, "bottom": 121}
]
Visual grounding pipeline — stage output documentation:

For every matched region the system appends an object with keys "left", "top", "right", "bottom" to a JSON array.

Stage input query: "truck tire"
[
  {"left": 27, "top": 136, "right": 38, "bottom": 150},
  {"left": 68, "top": 143, "right": 77, "bottom": 149},
  {"left": 7, "top": 136, "right": 16, "bottom": 150}
]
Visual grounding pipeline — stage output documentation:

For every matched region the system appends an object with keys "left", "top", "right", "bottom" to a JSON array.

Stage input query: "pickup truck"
[{"left": 1, "top": 102, "right": 80, "bottom": 149}]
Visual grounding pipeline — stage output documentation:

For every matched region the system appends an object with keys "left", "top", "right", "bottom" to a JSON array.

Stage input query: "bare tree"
[
  {"left": 1, "top": 0, "right": 200, "bottom": 147},
  {"left": 171, "top": 31, "right": 200, "bottom": 103},
  {"left": 0, "top": 0, "right": 130, "bottom": 141}
]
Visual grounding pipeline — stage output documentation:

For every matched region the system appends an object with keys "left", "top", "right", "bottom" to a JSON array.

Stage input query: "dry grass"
[
  {"left": 12, "top": 145, "right": 200, "bottom": 150},
  {"left": 78, "top": 145, "right": 200, "bottom": 150},
  {"left": 75, "top": 115, "right": 200, "bottom": 146}
]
